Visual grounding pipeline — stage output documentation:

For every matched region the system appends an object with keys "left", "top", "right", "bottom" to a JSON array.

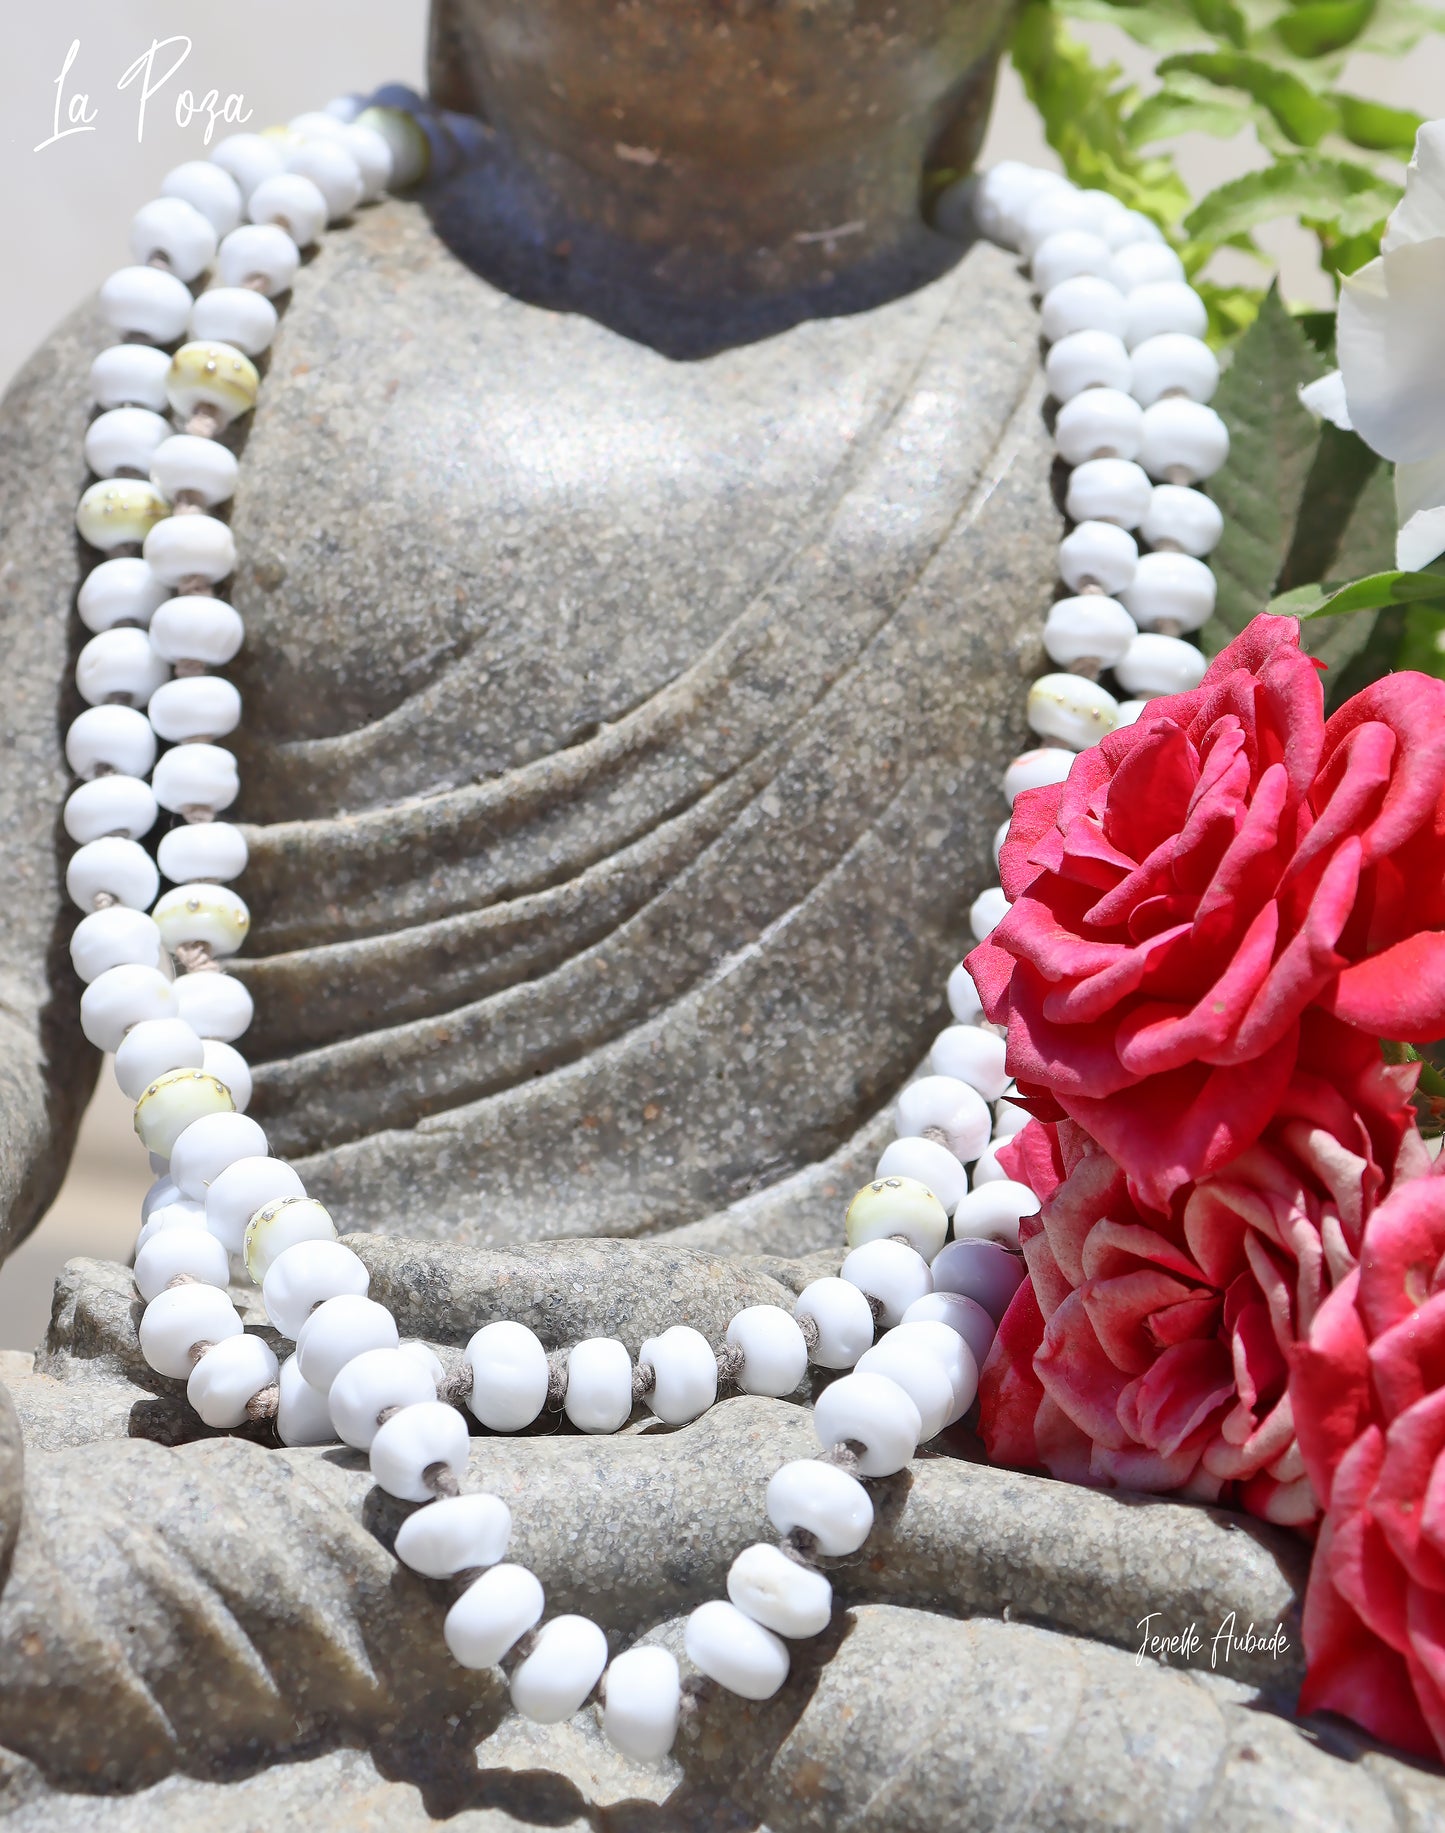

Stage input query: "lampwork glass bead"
[
  {"left": 1026, "top": 672, "right": 1120, "bottom": 748},
  {"left": 725, "top": 1306, "right": 809, "bottom": 1397},
  {"left": 564, "top": 1337, "right": 634, "bottom": 1433},
  {"left": 445, "top": 1564, "right": 544, "bottom": 1670},
  {"left": 66, "top": 705, "right": 157, "bottom": 781},
  {"left": 164, "top": 342, "right": 260, "bottom": 429},
  {"left": 1114, "top": 632, "right": 1208, "bottom": 697},
  {"left": 794, "top": 1276, "right": 875, "bottom": 1369},
  {"left": 80, "top": 964, "right": 177, "bottom": 1053},
  {"left": 1124, "top": 281, "right": 1208, "bottom": 350},
  {"left": 968, "top": 886, "right": 1011, "bottom": 942},
  {"left": 328, "top": 1346, "right": 437, "bottom": 1449},
  {"left": 951, "top": 1179, "right": 1043, "bottom": 1250},
  {"left": 395, "top": 1492, "right": 512, "bottom": 1579},
  {"left": 114, "top": 1017, "right": 204, "bottom": 1100},
  {"left": 465, "top": 1320, "right": 550, "bottom": 1431},
  {"left": 202, "top": 1040, "right": 252, "bottom": 1112},
  {"left": 845, "top": 1170, "right": 954, "bottom": 1256},
  {"left": 1139, "top": 484, "right": 1224, "bottom": 558},
  {"left": 76, "top": 626, "right": 169, "bottom": 708},
  {"left": 129, "top": 196, "right": 217, "bottom": 280},
  {"left": 75, "top": 479, "right": 169, "bottom": 551},
  {"left": 99, "top": 265, "right": 193, "bottom": 343},
  {"left": 840, "top": 1238, "right": 932, "bottom": 1327},
  {"left": 132, "top": 1223, "right": 230, "bottom": 1303},
  {"left": 727, "top": 1543, "right": 833, "bottom": 1639},
  {"left": 510, "top": 1616, "right": 609, "bottom": 1724},
  {"left": 215, "top": 222, "right": 300, "bottom": 295},
  {"left": 1057, "top": 521, "right": 1138, "bottom": 596},
  {"left": 63, "top": 774, "right": 157, "bottom": 846},
  {"left": 900, "top": 1291, "right": 997, "bottom": 1375},
  {"left": 248, "top": 172, "right": 328, "bottom": 245},
  {"left": 66, "top": 835, "right": 159, "bottom": 913},
  {"left": 1137, "top": 399, "right": 1230, "bottom": 483},
  {"left": 1003, "top": 747, "right": 1073, "bottom": 804},
  {"left": 1053, "top": 387, "right": 1143, "bottom": 465},
  {"left": 174, "top": 970, "right": 253, "bottom": 1042},
  {"left": 70, "top": 906, "right": 163, "bottom": 983},
  {"left": 370, "top": 1400, "right": 471, "bottom": 1503},
  {"left": 1064, "top": 457, "right": 1153, "bottom": 529},
  {"left": 162, "top": 159, "right": 244, "bottom": 236},
  {"left": 872, "top": 1135, "right": 967, "bottom": 1213},
  {"left": 144, "top": 512, "right": 238, "bottom": 585},
  {"left": 638, "top": 1325, "right": 718, "bottom": 1424},
  {"left": 276, "top": 1353, "right": 336, "bottom": 1446},
  {"left": 152, "top": 743, "right": 240, "bottom": 816},
  {"left": 89, "top": 344, "right": 172, "bottom": 413},
  {"left": 247, "top": 1197, "right": 339, "bottom": 1287},
  {"left": 169, "top": 1110, "right": 268, "bottom": 1199},
  {"left": 84, "top": 406, "right": 172, "bottom": 480},
  {"left": 766, "top": 1458, "right": 874, "bottom": 1555},
  {"left": 685, "top": 1600, "right": 789, "bottom": 1700},
  {"left": 152, "top": 882, "right": 250, "bottom": 956},
  {"left": 188, "top": 1332, "right": 279, "bottom": 1428},
  {"left": 139, "top": 1281, "right": 242, "bottom": 1378},
  {"left": 1129, "top": 332, "right": 1219, "bottom": 407},
  {"left": 929, "top": 1024, "right": 1008, "bottom": 1100},
  {"left": 134, "top": 1066, "right": 235, "bottom": 1158},
  {"left": 1120, "top": 551, "right": 1216, "bottom": 633},
  {"left": 1042, "top": 594, "right": 1136, "bottom": 668},
  {"left": 189, "top": 286, "right": 279, "bottom": 356},
  {"left": 856, "top": 1336, "right": 958, "bottom": 1437},
  {"left": 148, "top": 596, "right": 245, "bottom": 668},
  {"left": 601, "top": 1646, "right": 681, "bottom": 1761}
]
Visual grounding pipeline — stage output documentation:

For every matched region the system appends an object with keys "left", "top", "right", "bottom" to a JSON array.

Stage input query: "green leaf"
[
  {"left": 1184, "top": 155, "right": 1401, "bottom": 241},
  {"left": 1277, "top": 423, "right": 1390, "bottom": 592},
  {"left": 1194, "top": 278, "right": 1269, "bottom": 343},
  {"left": 1272, "top": 570, "right": 1445, "bottom": 618},
  {"left": 1158, "top": 52, "right": 1338, "bottom": 146},
  {"left": 1055, "top": 0, "right": 1210, "bottom": 51},
  {"left": 1397, "top": 604, "right": 1445, "bottom": 679},
  {"left": 1349, "top": 0, "right": 1438, "bottom": 55},
  {"left": 1333, "top": 92, "right": 1426, "bottom": 154},
  {"left": 1126, "top": 89, "right": 1253, "bottom": 146},
  {"left": 1275, "top": 0, "right": 1376, "bottom": 56},
  {"left": 1185, "top": 0, "right": 1250, "bottom": 43}
]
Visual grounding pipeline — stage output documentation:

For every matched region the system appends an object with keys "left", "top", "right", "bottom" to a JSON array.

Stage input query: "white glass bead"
[
  {"left": 1121, "top": 550, "right": 1217, "bottom": 633},
  {"left": 445, "top": 1564, "right": 545, "bottom": 1669},
  {"left": 1032, "top": 230, "right": 1113, "bottom": 294},
  {"left": 886, "top": 1319, "right": 980, "bottom": 1416},
  {"left": 1125, "top": 281, "right": 1207, "bottom": 350},
  {"left": 968, "top": 886, "right": 1011, "bottom": 942},
  {"left": 89, "top": 344, "right": 172, "bottom": 413},
  {"left": 132, "top": 1223, "right": 230, "bottom": 1302},
  {"left": 202, "top": 1040, "right": 252, "bottom": 1111},
  {"left": 143, "top": 514, "right": 236, "bottom": 587},
  {"left": 1058, "top": 521, "right": 1138, "bottom": 596},
  {"left": 169, "top": 1110, "right": 267, "bottom": 1199},
  {"left": 158, "top": 828, "right": 248, "bottom": 895},
  {"left": 766, "top": 1458, "right": 874, "bottom": 1555},
  {"left": 205, "top": 1155, "right": 306, "bottom": 1255},
  {"left": 845, "top": 1170, "right": 952, "bottom": 1256},
  {"left": 295, "top": 1292, "right": 398, "bottom": 1392},
  {"left": 66, "top": 706, "right": 156, "bottom": 782},
  {"left": 75, "top": 627, "right": 169, "bottom": 707},
  {"left": 152, "top": 882, "right": 250, "bottom": 955},
  {"left": 840, "top": 1238, "right": 932, "bottom": 1327},
  {"left": 369, "top": 1400, "right": 470, "bottom": 1503},
  {"left": 638, "top": 1325, "right": 717, "bottom": 1424},
  {"left": 465, "top": 1320, "right": 549, "bottom": 1431},
  {"left": 971, "top": 1142, "right": 1008, "bottom": 1184},
  {"left": 1054, "top": 387, "right": 1143, "bottom": 465},
  {"left": 856, "top": 1335, "right": 959, "bottom": 1436},
  {"left": 285, "top": 140, "right": 365, "bottom": 220},
  {"left": 215, "top": 222, "right": 300, "bottom": 296},
  {"left": 210, "top": 132, "right": 286, "bottom": 200},
  {"left": 84, "top": 407, "right": 172, "bottom": 481},
  {"left": 564, "top": 1337, "right": 634, "bottom": 1433},
  {"left": 248, "top": 172, "right": 328, "bottom": 246},
  {"left": 1110, "top": 241, "right": 1185, "bottom": 292},
  {"left": 1003, "top": 747, "right": 1072, "bottom": 805},
  {"left": 993, "top": 1094, "right": 1031, "bottom": 1138},
  {"left": 395, "top": 1493, "right": 512, "bottom": 1579},
  {"left": 1027, "top": 672, "right": 1120, "bottom": 749},
  {"left": 149, "top": 596, "right": 245, "bottom": 667},
  {"left": 129, "top": 197, "right": 217, "bottom": 281},
  {"left": 952, "top": 1180, "right": 1043, "bottom": 1249},
  {"left": 135, "top": 1195, "right": 207, "bottom": 1252},
  {"left": 66, "top": 836, "right": 159, "bottom": 913},
  {"left": 893, "top": 1077, "right": 992, "bottom": 1169},
  {"left": 1042, "top": 594, "right": 1136, "bottom": 668},
  {"left": 602, "top": 1645, "right": 681, "bottom": 1761},
  {"left": 138, "top": 1177, "right": 181, "bottom": 1220},
  {"left": 70, "top": 906, "right": 162, "bottom": 983},
  {"left": 355, "top": 105, "right": 430, "bottom": 190},
  {"left": 338, "top": 122, "right": 392, "bottom": 200},
  {"left": 246, "top": 1196, "right": 338, "bottom": 1286},
  {"left": 189, "top": 286, "right": 278, "bottom": 356},
  {"left": 1140, "top": 485, "right": 1223, "bottom": 558},
  {"left": 328, "top": 1346, "right": 436, "bottom": 1449},
  {"left": 968, "top": 163, "right": 1066, "bottom": 245},
  {"left": 1138, "top": 398, "right": 1229, "bottom": 483},
  {"left": 901, "top": 1290, "right": 997, "bottom": 1373},
  {"left": 188, "top": 1332, "right": 279, "bottom": 1428},
  {"left": 80, "top": 964, "right": 176, "bottom": 1052},
  {"left": 686, "top": 1600, "right": 789, "bottom": 1700},
  {"left": 1064, "top": 457, "right": 1153, "bottom": 529},
  {"left": 1039, "top": 276, "right": 1127, "bottom": 344},
  {"left": 813, "top": 1370, "right": 921, "bottom": 1476},
  {"left": 1103, "top": 210, "right": 1165, "bottom": 251},
  {"left": 1116, "top": 699, "right": 1149, "bottom": 725},
  {"left": 162, "top": 160, "right": 243, "bottom": 236},
  {"left": 725, "top": 1306, "right": 809, "bottom": 1397},
  {"left": 931, "top": 1237, "right": 1027, "bottom": 1321},
  {"left": 133, "top": 1066, "right": 234, "bottom": 1157},
  {"left": 75, "top": 477, "right": 169, "bottom": 552},
  {"left": 947, "top": 960, "right": 984, "bottom": 1022},
  {"left": 276, "top": 1353, "right": 336, "bottom": 1446},
  {"left": 727, "top": 1543, "right": 832, "bottom": 1639},
  {"left": 1044, "top": 328, "right": 1130, "bottom": 403},
  {"left": 1130, "top": 333, "right": 1219, "bottom": 408},
  {"left": 511, "top": 1615, "right": 609, "bottom": 1723},
  {"left": 151, "top": 435, "right": 240, "bottom": 507},
  {"left": 115, "top": 1017, "right": 204, "bottom": 1099},
  {"left": 929, "top": 1024, "right": 1008, "bottom": 1100},
  {"left": 63, "top": 775, "right": 157, "bottom": 846},
  {"left": 152, "top": 743, "right": 239, "bottom": 816},
  {"left": 872, "top": 1135, "right": 967, "bottom": 1213},
  {"left": 1115, "top": 632, "right": 1208, "bottom": 697},
  {"left": 174, "top": 969, "right": 253, "bottom": 1041},
  {"left": 139, "top": 1280, "right": 241, "bottom": 1378},
  {"left": 398, "top": 1339, "right": 446, "bottom": 1386},
  {"left": 99, "top": 265, "right": 193, "bottom": 343},
  {"left": 794, "top": 1277, "right": 875, "bottom": 1369},
  {"left": 1019, "top": 186, "right": 1119, "bottom": 257},
  {"left": 77, "top": 556, "right": 168, "bottom": 633}
]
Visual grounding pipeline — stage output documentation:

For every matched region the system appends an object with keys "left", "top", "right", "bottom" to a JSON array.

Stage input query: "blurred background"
[{"left": 3, "top": 2, "right": 1441, "bottom": 1349}]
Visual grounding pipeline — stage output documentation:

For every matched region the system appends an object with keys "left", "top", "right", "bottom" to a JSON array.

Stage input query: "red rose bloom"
[
  {"left": 980, "top": 1014, "right": 1425, "bottom": 1525},
  {"left": 1292, "top": 1169, "right": 1445, "bottom": 1759},
  {"left": 968, "top": 615, "right": 1445, "bottom": 1208}
]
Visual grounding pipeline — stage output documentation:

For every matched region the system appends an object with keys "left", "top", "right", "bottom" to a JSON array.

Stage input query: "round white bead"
[
  {"left": 174, "top": 969, "right": 253, "bottom": 1042},
  {"left": 210, "top": 132, "right": 286, "bottom": 201},
  {"left": 845, "top": 1171, "right": 952, "bottom": 1256},
  {"left": 245, "top": 1196, "right": 337, "bottom": 1286},
  {"left": 511, "top": 1615, "right": 609, "bottom": 1723},
  {"left": 89, "top": 345, "right": 171, "bottom": 413},
  {"left": 872, "top": 1135, "right": 967, "bottom": 1213},
  {"left": 947, "top": 960, "right": 984, "bottom": 1021},
  {"left": 114, "top": 1017, "right": 204, "bottom": 1099},
  {"left": 135, "top": 1196, "right": 207, "bottom": 1253},
  {"left": 148, "top": 677, "right": 243, "bottom": 746},
  {"left": 901, "top": 1290, "right": 997, "bottom": 1373},
  {"left": 970, "top": 1141, "right": 1008, "bottom": 1184},
  {"left": 1129, "top": 333, "right": 1219, "bottom": 407},
  {"left": 1110, "top": 241, "right": 1185, "bottom": 292},
  {"left": 169, "top": 1110, "right": 268, "bottom": 1199},
  {"left": 63, "top": 774, "right": 157, "bottom": 846},
  {"left": 952, "top": 1180, "right": 1043, "bottom": 1249},
  {"left": 370, "top": 1400, "right": 471, "bottom": 1503},
  {"left": 132, "top": 1223, "right": 230, "bottom": 1303},
  {"left": 84, "top": 406, "right": 172, "bottom": 480},
  {"left": 794, "top": 1276, "right": 875, "bottom": 1369},
  {"left": 66, "top": 836, "right": 159, "bottom": 913},
  {"left": 727, "top": 1543, "right": 832, "bottom": 1640},
  {"left": 1064, "top": 457, "right": 1153, "bottom": 529},
  {"left": 685, "top": 1600, "right": 789, "bottom": 1701},
  {"left": 564, "top": 1338, "right": 634, "bottom": 1433},
  {"left": 129, "top": 196, "right": 217, "bottom": 280},
  {"left": 993, "top": 1094, "right": 1031, "bottom": 1138},
  {"left": 202, "top": 1039, "right": 252, "bottom": 1111},
  {"left": 162, "top": 160, "right": 243, "bottom": 236},
  {"left": 76, "top": 555, "right": 168, "bottom": 632},
  {"left": 187, "top": 1332, "right": 279, "bottom": 1428},
  {"left": 856, "top": 1334, "right": 959, "bottom": 1436},
  {"left": 1054, "top": 387, "right": 1143, "bottom": 465},
  {"left": 66, "top": 705, "right": 157, "bottom": 780},
  {"left": 1032, "top": 230, "right": 1113, "bottom": 294},
  {"left": 152, "top": 743, "right": 239, "bottom": 816},
  {"left": 151, "top": 435, "right": 239, "bottom": 507},
  {"left": 445, "top": 1564, "right": 545, "bottom": 1669},
  {"left": 215, "top": 222, "right": 300, "bottom": 296},
  {"left": 276, "top": 1353, "right": 336, "bottom": 1446},
  {"left": 1120, "top": 550, "right": 1217, "bottom": 634},
  {"left": 398, "top": 1339, "right": 446, "bottom": 1387},
  {"left": 725, "top": 1306, "right": 809, "bottom": 1397},
  {"left": 1019, "top": 186, "right": 1119, "bottom": 257},
  {"left": 929, "top": 1024, "right": 1008, "bottom": 1100},
  {"left": 285, "top": 139, "right": 364, "bottom": 220},
  {"left": 158, "top": 823, "right": 249, "bottom": 887},
  {"left": 465, "top": 1320, "right": 550, "bottom": 1431},
  {"left": 1027, "top": 672, "right": 1120, "bottom": 748},
  {"left": 601, "top": 1645, "right": 681, "bottom": 1762},
  {"left": 76, "top": 627, "right": 169, "bottom": 708},
  {"left": 968, "top": 886, "right": 1011, "bottom": 942},
  {"left": 1103, "top": 210, "right": 1165, "bottom": 252},
  {"left": 143, "top": 514, "right": 236, "bottom": 587},
  {"left": 140, "top": 1176, "right": 181, "bottom": 1220},
  {"left": 1058, "top": 521, "right": 1138, "bottom": 597},
  {"left": 340, "top": 122, "right": 393, "bottom": 201},
  {"left": 207, "top": 1158, "right": 303, "bottom": 1259},
  {"left": 139, "top": 1280, "right": 241, "bottom": 1378},
  {"left": 99, "top": 265, "right": 193, "bottom": 343},
  {"left": 153, "top": 882, "right": 249, "bottom": 957},
  {"left": 893, "top": 1076, "right": 992, "bottom": 1169},
  {"left": 80, "top": 963, "right": 175, "bottom": 1052},
  {"left": 1043, "top": 594, "right": 1136, "bottom": 668},
  {"left": 248, "top": 172, "right": 328, "bottom": 246},
  {"left": 149, "top": 596, "right": 245, "bottom": 667},
  {"left": 1040, "top": 276, "right": 1127, "bottom": 344},
  {"left": 70, "top": 905, "right": 162, "bottom": 982},
  {"left": 970, "top": 164, "right": 1067, "bottom": 246},
  {"left": 1125, "top": 281, "right": 1207, "bottom": 350},
  {"left": 1114, "top": 632, "right": 1208, "bottom": 697},
  {"left": 1140, "top": 484, "right": 1224, "bottom": 558},
  {"left": 840, "top": 1238, "right": 932, "bottom": 1327},
  {"left": 395, "top": 1493, "right": 512, "bottom": 1578},
  {"left": 328, "top": 1346, "right": 437, "bottom": 1449},
  {"left": 813, "top": 1370, "right": 921, "bottom": 1476},
  {"left": 886, "top": 1318, "right": 980, "bottom": 1415},
  {"left": 1044, "top": 328, "right": 1130, "bottom": 402},
  {"left": 1003, "top": 747, "right": 1072, "bottom": 805},
  {"left": 1138, "top": 398, "right": 1229, "bottom": 483},
  {"left": 189, "top": 286, "right": 279, "bottom": 355},
  {"left": 638, "top": 1325, "right": 717, "bottom": 1425},
  {"left": 766, "top": 1458, "right": 874, "bottom": 1555}
]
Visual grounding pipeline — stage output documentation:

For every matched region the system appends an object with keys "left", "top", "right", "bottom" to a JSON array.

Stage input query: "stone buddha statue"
[{"left": 1, "top": 4, "right": 1434, "bottom": 1826}]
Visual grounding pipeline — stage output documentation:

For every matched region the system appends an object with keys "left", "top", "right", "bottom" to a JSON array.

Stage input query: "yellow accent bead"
[
  {"left": 845, "top": 1176, "right": 949, "bottom": 1259},
  {"left": 244, "top": 1196, "right": 337, "bottom": 1284},
  {"left": 134, "top": 1067, "right": 235, "bottom": 1157},
  {"left": 261, "top": 124, "right": 302, "bottom": 147},
  {"left": 75, "top": 479, "right": 169, "bottom": 552},
  {"left": 166, "top": 341, "right": 260, "bottom": 426},
  {"left": 355, "top": 105, "right": 430, "bottom": 189}
]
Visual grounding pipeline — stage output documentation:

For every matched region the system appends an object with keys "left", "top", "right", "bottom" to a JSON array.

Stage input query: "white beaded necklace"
[{"left": 58, "top": 94, "right": 1231, "bottom": 1758}]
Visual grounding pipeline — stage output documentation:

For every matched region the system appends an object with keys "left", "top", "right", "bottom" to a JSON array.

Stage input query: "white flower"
[{"left": 1300, "top": 121, "right": 1445, "bottom": 571}]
